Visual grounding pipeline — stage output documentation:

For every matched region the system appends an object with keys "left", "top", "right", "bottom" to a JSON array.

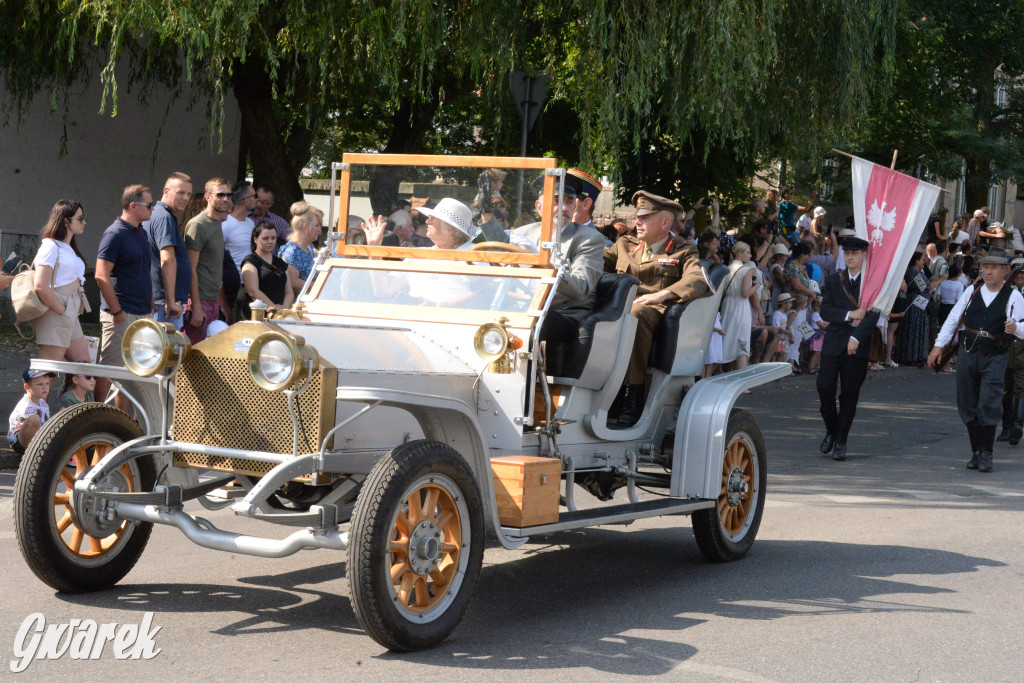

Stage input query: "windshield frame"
[{"left": 331, "top": 154, "right": 561, "bottom": 266}]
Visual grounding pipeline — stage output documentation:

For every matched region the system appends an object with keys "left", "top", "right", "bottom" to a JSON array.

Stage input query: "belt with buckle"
[{"left": 964, "top": 328, "right": 995, "bottom": 339}]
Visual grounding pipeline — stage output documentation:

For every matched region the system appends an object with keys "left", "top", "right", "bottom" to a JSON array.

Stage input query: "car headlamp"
[
  {"left": 121, "top": 319, "right": 191, "bottom": 377},
  {"left": 247, "top": 330, "right": 318, "bottom": 391},
  {"left": 473, "top": 322, "right": 509, "bottom": 361}
]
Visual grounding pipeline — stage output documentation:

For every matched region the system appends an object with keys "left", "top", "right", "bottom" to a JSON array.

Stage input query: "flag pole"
[
  {"left": 831, "top": 148, "right": 950, "bottom": 193},
  {"left": 890, "top": 150, "right": 898, "bottom": 170}
]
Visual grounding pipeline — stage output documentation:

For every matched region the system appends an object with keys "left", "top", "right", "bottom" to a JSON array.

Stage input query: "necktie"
[{"left": 642, "top": 245, "right": 652, "bottom": 263}]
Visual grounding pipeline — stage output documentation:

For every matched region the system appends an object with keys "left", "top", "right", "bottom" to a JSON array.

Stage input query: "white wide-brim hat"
[
  {"left": 813, "top": 206, "right": 827, "bottom": 218},
  {"left": 418, "top": 198, "right": 479, "bottom": 240},
  {"left": 772, "top": 243, "right": 791, "bottom": 256}
]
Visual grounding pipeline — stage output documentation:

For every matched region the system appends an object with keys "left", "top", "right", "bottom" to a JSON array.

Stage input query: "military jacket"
[{"left": 603, "top": 235, "right": 707, "bottom": 303}]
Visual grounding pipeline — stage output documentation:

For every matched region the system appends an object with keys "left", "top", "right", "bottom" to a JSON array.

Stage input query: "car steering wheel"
[{"left": 470, "top": 241, "right": 529, "bottom": 254}]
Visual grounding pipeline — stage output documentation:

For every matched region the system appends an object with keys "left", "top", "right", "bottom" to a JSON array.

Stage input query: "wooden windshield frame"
[{"left": 332, "top": 154, "right": 559, "bottom": 266}]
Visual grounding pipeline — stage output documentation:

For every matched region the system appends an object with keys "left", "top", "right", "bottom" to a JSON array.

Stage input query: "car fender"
[
  {"left": 28, "top": 359, "right": 197, "bottom": 488},
  {"left": 670, "top": 363, "right": 790, "bottom": 498},
  {"left": 336, "top": 386, "right": 528, "bottom": 550}
]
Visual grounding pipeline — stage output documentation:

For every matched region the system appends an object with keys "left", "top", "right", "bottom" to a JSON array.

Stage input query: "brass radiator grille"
[{"left": 172, "top": 345, "right": 336, "bottom": 476}]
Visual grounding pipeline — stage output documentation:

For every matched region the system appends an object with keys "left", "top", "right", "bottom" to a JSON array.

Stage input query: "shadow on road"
[{"left": 52, "top": 525, "right": 1001, "bottom": 674}]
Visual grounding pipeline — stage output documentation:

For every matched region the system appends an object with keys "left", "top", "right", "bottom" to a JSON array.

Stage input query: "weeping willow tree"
[{"left": 0, "top": 0, "right": 901, "bottom": 211}]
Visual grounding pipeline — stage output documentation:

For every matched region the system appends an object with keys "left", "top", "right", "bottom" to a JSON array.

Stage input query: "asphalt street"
[{"left": 1, "top": 344, "right": 1022, "bottom": 681}]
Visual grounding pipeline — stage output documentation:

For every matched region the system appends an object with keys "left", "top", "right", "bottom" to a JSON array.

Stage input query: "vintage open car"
[{"left": 14, "top": 155, "right": 788, "bottom": 651}]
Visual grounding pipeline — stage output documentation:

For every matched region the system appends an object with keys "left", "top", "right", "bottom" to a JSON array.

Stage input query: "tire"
[
  {"left": 692, "top": 409, "right": 766, "bottom": 562},
  {"left": 14, "top": 403, "right": 155, "bottom": 593},
  {"left": 347, "top": 440, "right": 484, "bottom": 651}
]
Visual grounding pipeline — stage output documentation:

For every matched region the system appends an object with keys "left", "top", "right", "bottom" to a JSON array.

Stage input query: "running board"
[{"left": 500, "top": 498, "right": 714, "bottom": 537}]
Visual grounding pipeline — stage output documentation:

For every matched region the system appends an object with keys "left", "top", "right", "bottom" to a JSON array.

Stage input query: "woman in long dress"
[
  {"left": 720, "top": 242, "right": 758, "bottom": 369},
  {"left": 894, "top": 251, "right": 931, "bottom": 366}
]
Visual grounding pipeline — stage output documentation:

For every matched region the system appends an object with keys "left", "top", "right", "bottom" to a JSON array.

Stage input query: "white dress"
[{"left": 720, "top": 260, "right": 754, "bottom": 363}]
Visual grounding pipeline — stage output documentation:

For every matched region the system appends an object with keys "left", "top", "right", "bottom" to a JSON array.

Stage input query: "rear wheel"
[
  {"left": 347, "top": 440, "right": 484, "bottom": 651},
  {"left": 692, "top": 409, "right": 766, "bottom": 562},
  {"left": 14, "top": 403, "right": 155, "bottom": 592}
]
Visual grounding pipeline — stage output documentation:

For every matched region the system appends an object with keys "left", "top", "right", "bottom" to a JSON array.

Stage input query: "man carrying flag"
[
  {"left": 817, "top": 236, "right": 878, "bottom": 461},
  {"left": 819, "top": 154, "right": 942, "bottom": 460},
  {"left": 928, "top": 248, "right": 1024, "bottom": 472}
]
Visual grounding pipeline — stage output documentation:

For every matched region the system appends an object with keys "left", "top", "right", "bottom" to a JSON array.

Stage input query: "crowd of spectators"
[
  {"left": 4, "top": 168, "right": 1011, "bottom": 456},
  {"left": 6, "top": 173, "right": 325, "bottom": 454}
]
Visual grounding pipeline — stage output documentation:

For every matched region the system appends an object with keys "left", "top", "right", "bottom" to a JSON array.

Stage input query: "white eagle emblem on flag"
[{"left": 867, "top": 199, "right": 898, "bottom": 247}]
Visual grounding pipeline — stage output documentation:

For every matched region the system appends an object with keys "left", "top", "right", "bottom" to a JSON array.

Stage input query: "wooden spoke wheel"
[
  {"left": 386, "top": 478, "right": 466, "bottom": 614},
  {"left": 15, "top": 403, "right": 155, "bottom": 592},
  {"left": 692, "top": 409, "right": 766, "bottom": 562},
  {"left": 348, "top": 440, "right": 483, "bottom": 652}
]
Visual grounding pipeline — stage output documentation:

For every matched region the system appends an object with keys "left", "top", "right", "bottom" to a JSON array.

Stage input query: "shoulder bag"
[{"left": 11, "top": 249, "right": 59, "bottom": 323}]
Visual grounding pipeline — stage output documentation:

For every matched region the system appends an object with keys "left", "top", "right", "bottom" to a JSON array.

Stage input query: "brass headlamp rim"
[
  {"left": 247, "top": 329, "right": 316, "bottom": 391},
  {"left": 121, "top": 318, "right": 190, "bottom": 377},
  {"left": 473, "top": 322, "right": 509, "bottom": 361}
]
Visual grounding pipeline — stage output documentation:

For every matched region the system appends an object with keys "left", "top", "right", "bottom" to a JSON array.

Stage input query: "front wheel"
[
  {"left": 692, "top": 409, "right": 766, "bottom": 562},
  {"left": 14, "top": 403, "right": 156, "bottom": 592},
  {"left": 347, "top": 440, "right": 484, "bottom": 651}
]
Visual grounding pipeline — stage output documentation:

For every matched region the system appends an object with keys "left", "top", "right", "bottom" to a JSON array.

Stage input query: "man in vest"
[
  {"left": 929, "top": 247, "right": 1024, "bottom": 472},
  {"left": 816, "top": 236, "right": 878, "bottom": 461},
  {"left": 604, "top": 190, "right": 708, "bottom": 427}
]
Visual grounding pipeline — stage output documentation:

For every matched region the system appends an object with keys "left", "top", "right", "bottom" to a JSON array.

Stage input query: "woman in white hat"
[
  {"left": 364, "top": 198, "right": 480, "bottom": 306},
  {"left": 810, "top": 206, "right": 827, "bottom": 238}
]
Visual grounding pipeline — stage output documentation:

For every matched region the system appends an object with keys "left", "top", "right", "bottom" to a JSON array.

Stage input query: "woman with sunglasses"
[
  {"left": 58, "top": 373, "right": 96, "bottom": 410},
  {"left": 30, "top": 200, "right": 92, "bottom": 363}
]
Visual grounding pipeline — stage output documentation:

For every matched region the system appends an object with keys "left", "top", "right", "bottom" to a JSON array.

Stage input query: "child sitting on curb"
[
  {"left": 7, "top": 369, "right": 56, "bottom": 454},
  {"left": 59, "top": 373, "right": 96, "bottom": 410}
]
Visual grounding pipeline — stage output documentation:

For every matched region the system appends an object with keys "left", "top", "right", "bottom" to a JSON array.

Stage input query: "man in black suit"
[{"left": 816, "top": 236, "right": 879, "bottom": 461}]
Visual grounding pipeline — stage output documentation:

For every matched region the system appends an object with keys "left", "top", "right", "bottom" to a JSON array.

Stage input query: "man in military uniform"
[
  {"left": 816, "top": 236, "right": 879, "bottom": 461},
  {"left": 930, "top": 248, "right": 1024, "bottom": 472},
  {"left": 605, "top": 190, "right": 708, "bottom": 427}
]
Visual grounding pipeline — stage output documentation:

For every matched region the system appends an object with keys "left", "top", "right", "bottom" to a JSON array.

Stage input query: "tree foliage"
[
  {"left": 1, "top": 0, "right": 902, "bottom": 213},
  {"left": 847, "top": 0, "right": 1024, "bottom": 211}
]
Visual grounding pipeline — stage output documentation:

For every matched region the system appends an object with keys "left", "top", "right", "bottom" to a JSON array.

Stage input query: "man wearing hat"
[
  {"left": 816, "top": 235, "right": 879, "bottom": 461},
  {"left": 604, "top": 190, "right": 708, "bottom": 427},
  {"left": 929, "top": 247, "right": 1024, "bottom": 472},
  {"left": 997, "top": 260, "right": 1024, "bottom": 445},
  {"left": 566, "top": 169, "right": 604, "bottom": 232},
  {"left": 511, "top": 173, "right": 605, "bottom": 345}
]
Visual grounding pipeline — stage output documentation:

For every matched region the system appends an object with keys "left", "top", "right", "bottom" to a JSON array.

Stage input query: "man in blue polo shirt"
[
  {"left": 94, "top": 184, "right": 154, "bottom": 409},
  {"left": 143, "top": 172, "right": 193, "bottom": 329}
]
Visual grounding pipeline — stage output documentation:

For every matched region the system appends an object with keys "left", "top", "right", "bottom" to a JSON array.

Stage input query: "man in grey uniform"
[{"left": 511, "top": 174, "right": 605, "bottom": 345}]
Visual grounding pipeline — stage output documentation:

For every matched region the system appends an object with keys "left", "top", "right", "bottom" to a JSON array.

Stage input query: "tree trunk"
[
  {"left": 964, "top": 156, "right": 991, "bottom": 214},
  {"left": 231, "top": 59, "right": 314, "bottom": 217},
  {"left": 367, "top": 96, "right": 443, "bottom": 215}
]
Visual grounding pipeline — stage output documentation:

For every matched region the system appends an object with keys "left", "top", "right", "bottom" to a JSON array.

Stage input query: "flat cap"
[{"left": 632, "top": 190, "right": 683, "bottom": 217}]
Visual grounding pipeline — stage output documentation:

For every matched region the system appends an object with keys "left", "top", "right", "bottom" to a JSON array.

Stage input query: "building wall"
[
  {"left": 0, "top": 73, "right": 240, "bottom": 259},
  {"left": 0, "top": 70, "right": 240, "bottom": 321}
]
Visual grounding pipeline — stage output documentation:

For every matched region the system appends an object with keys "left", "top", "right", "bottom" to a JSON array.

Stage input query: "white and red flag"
[{"left": 850, "top": 156, "right": 942, "bottom": 314}]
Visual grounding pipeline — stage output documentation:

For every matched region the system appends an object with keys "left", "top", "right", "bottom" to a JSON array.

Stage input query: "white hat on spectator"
[
  {"left": 418, "top": 198, "right": 479, "bottom": 240},
  {"left": 772, "top": 243, "right": 791, "bottom": 257},
  {"left": 974, "top": 209, "right": 986, "bottom": 218},
  {"left": 813, "top": 206, "right": 827, "bottom": 218}
]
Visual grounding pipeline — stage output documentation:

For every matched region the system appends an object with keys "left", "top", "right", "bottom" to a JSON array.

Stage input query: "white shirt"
[
  {"left": 222, "top": 215, "right": 254, "bottom": 273},
  {"left": 934, "top": 284, "right": 1024, "bottom": 348},
  {"left": 937, "top": 279, "right": 965, "bottom": 305},
  {"left": 32, "top": 238, "right": 85, "bottom": 287}
]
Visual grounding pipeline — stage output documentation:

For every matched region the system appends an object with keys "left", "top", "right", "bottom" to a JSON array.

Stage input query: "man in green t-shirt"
[{"left": 184, "top": 177, "right": 233, "bottom": 343}]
